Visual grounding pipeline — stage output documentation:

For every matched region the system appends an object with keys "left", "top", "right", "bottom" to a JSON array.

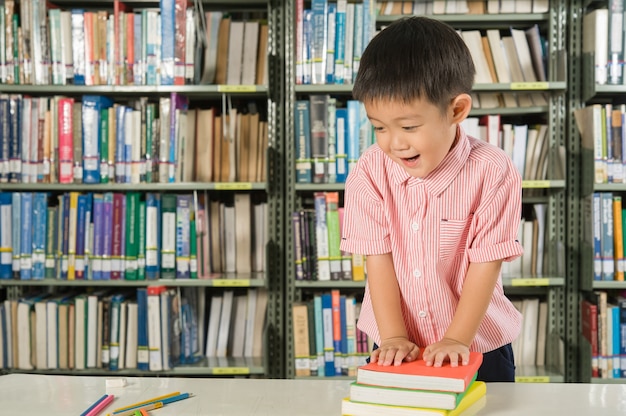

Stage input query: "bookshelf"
[
  {"left": 284, "top": 0, "right": 570, "bottom": 382},
  {"left": 0, "top": 0, "right": 286, "bottom": 378},
  {"left": 573, "top": 0, "right": 626, "bottom": 384}
]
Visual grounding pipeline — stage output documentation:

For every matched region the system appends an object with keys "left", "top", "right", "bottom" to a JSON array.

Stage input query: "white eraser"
[{"left": 106, "top": 378, "right": 127, "bottom": 388}]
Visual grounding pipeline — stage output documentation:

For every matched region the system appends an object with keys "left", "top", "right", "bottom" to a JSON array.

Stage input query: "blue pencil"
[{"left": 81, "top": 394, "right": 110, "bottom": 416}]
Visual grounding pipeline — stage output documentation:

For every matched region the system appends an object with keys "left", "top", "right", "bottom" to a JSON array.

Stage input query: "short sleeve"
[
  {"left": 466, "top": 163, "right": 524, "bottom": 263},
  {"left": 339, "top": 158, "right": 392, "bottom": 256}
]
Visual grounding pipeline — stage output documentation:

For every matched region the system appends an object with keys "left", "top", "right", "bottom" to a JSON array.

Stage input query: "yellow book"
[
  {"left": 613, "top": 196, "right": 624, "bottom": 281},
  {"left": 341, "top": 381, "right": 486, "bottom": 416},
  {"left": 67, "top": 192, "right": 79, "bottom": 280}
]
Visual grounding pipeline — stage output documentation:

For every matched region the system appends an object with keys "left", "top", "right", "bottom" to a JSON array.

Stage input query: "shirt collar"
[{"left": 388, "top": 125, "right": 471, "bottom": 196}]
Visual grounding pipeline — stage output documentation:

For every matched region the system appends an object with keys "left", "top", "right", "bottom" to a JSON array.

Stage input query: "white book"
[
  {"left": 234, "top": 193, "right": 252, "bottom": 274},
  {"left": 125, "top": 302, "right": 138, "bottom": 369},
  {"left": 533, "top": 204, "right": 547, "bottom": 276},
  {"left": 536, "top": 301, "right": 548, "bottom": 366},
  {"left": 241, "top": 21, "right": 259, "bottom": 85},
  {"left": 243, "top": 289, "right": 258, "bottom": 357},
  {"left": 252, "top": 288, "right": 268, "bottom": 357},
  {"left": 16, "top": 301, "right": 33, "bottom": 370},
  {"left": 533, "top": 0, "right": 549, "bottom": 13},
  {"left": 510, "top": 28, "right": 548, "bottom": 106},
  {"left": 583, "top": 9, "right": 609, "bottom": 85},
  {"left": 4, "top": 300, "right": 13, "bottom": 368},
  {"left": 147, "top": 291, "right": 163, "bottom": 371},
  {"left": 523, "top": 127, "right": 539, "bottom": 180},
  {"left": 34, "top": 301, "right": 47, "bottom": 369},
  {"left": 216, "top": 290, "right": 234, "bottom": 358},
  {"left": 229, "top": 294, "right": 248, "bottom": 358},
  {"left": 116, "top": 301, "right": 126, "bottom": 370},
  {"left": 253, "top": 202, "right": 267, "bottom": 273},
  {"left": 520, "top": 298, "right": 540, "bottom": 367},
  {"left": 86, "top": 295, "right": 98, "bottom": 368},
  {"left": 74, "top": 296, "right": 86, "bottom": 370},
  {"left": 223, "top": 205, "right": 237, "bottom": 273},
  {"left": 205, "top": 295, "right": 223, "bottom": 357},
  {"left": 226, "top": 21, "right": 244, "bottom": 85},
  {"left": 46, "top": 300, "right": 59, "bottom": 369},
  {"left": 160, "top": 290, "right": 171, "bottom": 370},
  {"left": 460, "top": 30, "right": 499, "bottom": 108},
  {"left": 501, "top": 36, "right": 534, "bottom": 107},
  {"left": 96, "top": 300, "right": 103, "bottom": 368}
]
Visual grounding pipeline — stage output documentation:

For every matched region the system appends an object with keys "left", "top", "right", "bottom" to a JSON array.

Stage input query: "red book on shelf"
[{"left": 356, "top": 352, "right": 483, "bottom": 393}]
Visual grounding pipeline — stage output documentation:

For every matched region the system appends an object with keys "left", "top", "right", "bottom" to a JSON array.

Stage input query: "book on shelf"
[
  {"left": 341, "top": 380, "right": 487, "bottom": 416},
  {"left": 356, "top": 352, "right": 483, "bottom": 393}
]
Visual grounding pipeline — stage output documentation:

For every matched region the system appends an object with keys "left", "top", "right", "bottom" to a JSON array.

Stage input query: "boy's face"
[{"left": 365, "top": 95, "right": 469, "bottom": 179}]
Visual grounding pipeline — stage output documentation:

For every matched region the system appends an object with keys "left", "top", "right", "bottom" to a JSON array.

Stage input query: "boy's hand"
[
  {"left": 422, "top": 338, "right": 470, "bottom": 367},
  {"left": 370, "top": 336, "right": 420, "bottom": 366}
]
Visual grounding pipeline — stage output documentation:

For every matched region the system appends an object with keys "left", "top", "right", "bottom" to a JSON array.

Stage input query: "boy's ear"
[{"left": 449, "top": 93, "right": 472, "bottom": 123}]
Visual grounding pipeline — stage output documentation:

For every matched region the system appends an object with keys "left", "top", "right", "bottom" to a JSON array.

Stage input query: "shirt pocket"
[{"left": 439, "top": 216, "right": 472, "bottom": 260}]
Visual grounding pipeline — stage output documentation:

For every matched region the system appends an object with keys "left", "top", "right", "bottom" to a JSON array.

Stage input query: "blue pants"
[{"left": 367, "top": 343, "right": 516, "bottom": 382}]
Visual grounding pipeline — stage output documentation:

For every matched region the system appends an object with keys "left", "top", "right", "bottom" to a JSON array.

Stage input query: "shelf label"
[
  {"left": 522, "top": 180, "right": 550, "bottom": 188},
  {"left": 515, "top": 376, "right": 550, "bottom": 383},
  {"left": 217, "top": 85, "right": 257, "bottom": 93},
  {"left": 510, "top": 82, "right": 550, "bottom": 90},
  {"left": 213, "top": 279, "right": 250, "bottom": 287},
  {"left": 212, "top": 367, "right": 250, "bottom": 375},
  {"left": 511, "top": 278, "right": 550, "bottom": 287},
  {"left": 215, "top": 182, "right": 253, "bottom": 190}
]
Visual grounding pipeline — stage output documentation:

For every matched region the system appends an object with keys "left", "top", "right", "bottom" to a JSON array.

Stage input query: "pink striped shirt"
[{"left": 340, "top": 127, "right": 523, "bottom": 353}]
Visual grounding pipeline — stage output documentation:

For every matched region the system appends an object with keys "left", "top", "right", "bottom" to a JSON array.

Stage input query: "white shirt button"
[
  {"left": 418, "top": 311, "right": 427, "bottom": 318},
  {"left": 413, "top": 269, "right": 421, "bottom": 278},
  {"left": 411, "top": 223, "right": 419, "bottom": 231}
]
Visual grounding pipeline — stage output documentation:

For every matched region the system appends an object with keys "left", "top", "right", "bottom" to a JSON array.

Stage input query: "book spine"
[
  {"left": 101, "top": 192, "right": 113, "bottom": 280},
  {"left": 0, "top": 193, "right": 13, "bottom": 279},
  {"left": 82, "top": 96, "right": 101, "bottom": 183},
  {"left": 333, "top": 0, "right": 346, "bottom": 84},
  {"left": 160, "top": 194, "right": 176, "bottom": 279},
  {"left": 136, "top": 287, "right": 149, "bottom": 370},
  {"left": 109, "top": 296, "right": 123, "bottom": 370},
  {"left": 325, "top": 192, "right": 342, "bottom": 280},
  {"left": 309, "top": 94, "right": 329, "bottom": 184},
  {"left": 601, "top": 192, "right": 615, "bottom": 280},
  {"left": 71, "top": 10, "right": 85, "bottom": 85},
  {"left": 91, "top": 194, "right": 103, "bottom": 280},
  {"left": 58, "top": 98, "right": 74, "bottom": 184},
  {"left": 138, "top": 199, "right": 146, "bottom": 280},
  {"left": 321, "top": 292, "right": 335, "bottom": 376},
  {"left": 19, "top": 192, "right": 32, "bottom": 280},
  {"left": 8, "top": 95, "right": 20, "bottom": 183},
  {"left": 125, "top": 192, "right": 139, "bottom": 280},
  {"left": 145, "top": 193, "right": 160, "bottom": 279},
  {"left": 295, "top": 100, "right": 312, "bottom": 183},
  {"left": 31, "top": 192, "right": 47, "bottom": 280},
  {"left": 314, "top": 192, "right": 331, "bottom": 280},
  {"left": 175, "top": 194, "right": 191, "bottom": 279},
  {"left": 11, "top": 192, "right": 20, "bottom": 278},
  {"left": 160, "top": 0, "right": 175, "bottom": 85}
]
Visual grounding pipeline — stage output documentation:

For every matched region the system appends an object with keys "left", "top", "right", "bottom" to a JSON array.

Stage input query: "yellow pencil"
[
  {"left": 111, "top": 392, "right": 180, "bottom": 413},
  {"left": 109, "top": 402, "right": 164, "bottom": 416}
]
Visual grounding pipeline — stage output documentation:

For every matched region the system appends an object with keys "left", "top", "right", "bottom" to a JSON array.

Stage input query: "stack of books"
[{"left": 341, "top": 352, "right": 487, "bottom": 415}]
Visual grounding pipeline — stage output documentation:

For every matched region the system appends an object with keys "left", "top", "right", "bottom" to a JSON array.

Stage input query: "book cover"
[
  {"left": 356, "top": 352, "right": 483, "bottom": 393},
  {"left": 341, "top": 380, "right": 487, "bottom": 416}
]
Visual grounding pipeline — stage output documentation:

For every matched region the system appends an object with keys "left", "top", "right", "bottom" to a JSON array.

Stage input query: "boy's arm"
[
  {"left": 422, "top": 259, "right": 502, "bottom": 367},
  {"left": 367, "top": 253, "right": 420, "bottom": 366}
]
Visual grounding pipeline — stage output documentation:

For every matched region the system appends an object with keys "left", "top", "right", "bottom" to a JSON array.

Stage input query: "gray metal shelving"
[{"left": 284, "top": 0, "right": 571, "bottom": 382}]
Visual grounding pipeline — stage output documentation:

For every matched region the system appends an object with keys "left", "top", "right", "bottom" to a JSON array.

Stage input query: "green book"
[
  {"left": 190, "top": 218, "right": 197, "bottom": 279},
  {"left": 138, "top": 199, "right": 146, "bottom": 280},
  {"left": 100, "top": 108, "right": 109, "bottom": 183},
  {"left": 124, "top": 192, "right": 140, "bottom": 280}
]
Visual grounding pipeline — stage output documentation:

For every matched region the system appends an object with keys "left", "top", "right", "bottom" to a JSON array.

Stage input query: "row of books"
[
  {"left": 342, "top": 352, "right": 486, "bottom": 416},
  {"left": 0, "top": 191, "right": 267, "bottom": 281},
  {"left": 295, "top": 0, "right": 376, "bottom": 85},
  {"left": 584, "top": 6, "right": 626, "bottom": 86},
  {"left": 0, "top": 94, "right": 267, "bottom": 185},
  {"left": 575, "top": 103, "right": 626, "bottom": 185},
  {"left": 0, "top": 0, "right": 268, "bottom": 86},
  {"left": 292, "top": 290, "right": 371, "bottom": 378},
  {"left": 510, "top": 297, "right": 549, "bottom": 368},
  {"left": 462, "top": 118, "right": 550, "bottom": 181},
  {"left": 377, "top": 0, "right": 550, "bottom": 15},
  {"left": 0, "top": 286, "right": 268, "bottom": 371},
  {"left": 581, "top": 291, "right": 626, "bottom": 379},
  {"left": 292, "top": 192, "right": 365, "bottom": 282},
  {"left": 587, "top": 193, "right": 626, "bottom": 282},
  {"left": 459, "top": 25, "right": 548, "bottom": 109},
  {"left": 503, "top": 204, "right": 548, "bottom": 278},
  {"left": 294, "top": 97, "right": 372, "bottom": 184}
]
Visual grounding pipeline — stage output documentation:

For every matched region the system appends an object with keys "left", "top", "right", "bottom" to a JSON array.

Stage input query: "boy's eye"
[
  {"left": 402, "top": 126, "right": 418, "bottom": 131},
  {"left": 372, "top": 126, "right": 385, "bottom": 132}
]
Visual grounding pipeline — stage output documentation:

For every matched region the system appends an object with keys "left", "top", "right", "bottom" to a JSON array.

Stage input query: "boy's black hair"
[{"left": 352, "top": 16, "right": 476, "bottom": 112}]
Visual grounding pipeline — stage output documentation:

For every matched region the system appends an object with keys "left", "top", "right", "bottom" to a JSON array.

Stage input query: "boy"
[{"left": 339, "top": 17, "right": 523, "bottom": 382}]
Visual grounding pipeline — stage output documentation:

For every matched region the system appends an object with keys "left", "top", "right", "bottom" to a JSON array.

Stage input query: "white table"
[{"left": 0, "top": 374, "right": 625, "bottom": 415}]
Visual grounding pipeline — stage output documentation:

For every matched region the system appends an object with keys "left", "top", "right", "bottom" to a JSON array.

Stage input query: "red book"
[
  {"left": 57, "top": 98, "right": 74, "bottom": 184},
  {"left": 581, "top": 298, "right": 599, "bottom": 378},
  {"left": 356, "top": 352, "right": 483, "bottom": 393}
]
